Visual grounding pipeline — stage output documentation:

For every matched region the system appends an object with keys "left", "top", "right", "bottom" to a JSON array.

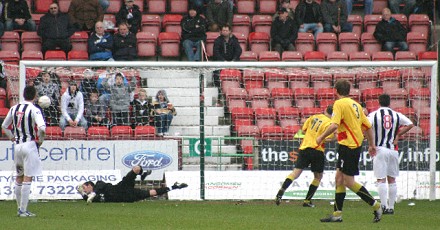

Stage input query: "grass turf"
[{"left": 2, "top": 199, "right": 440, "bottom": 230}]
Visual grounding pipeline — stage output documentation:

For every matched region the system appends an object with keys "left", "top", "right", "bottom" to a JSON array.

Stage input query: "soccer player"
[
  {"left": 316, "top": 79, "right": 382, "bottom": 223},
  {"left": 1, "top": 86, "right": 46, "bottom": 217},
  {"left": 275, "top": 105, "right": 335, "bottom": 207},
  {"left": 367, "top": 94, "right": 414, "bottom": 214},
  {"left": 77, "top": 166, "right": 188, "bottom": 203}
]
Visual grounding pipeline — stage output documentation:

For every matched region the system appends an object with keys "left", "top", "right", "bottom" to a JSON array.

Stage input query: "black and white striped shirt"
[
  {"left": 367, "top": 107, "right": 413, "bottom": 149},
  {"left": 1, "top": 101, "right": 46, "bottom": 144}
]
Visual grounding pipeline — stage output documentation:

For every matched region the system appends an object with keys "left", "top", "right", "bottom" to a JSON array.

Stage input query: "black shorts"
[
  {"left": 295, "top": 148, "right": 325, "bottom": 173},
  {"left": 336, "top": 145, "right": 362, "bottom": 176}
]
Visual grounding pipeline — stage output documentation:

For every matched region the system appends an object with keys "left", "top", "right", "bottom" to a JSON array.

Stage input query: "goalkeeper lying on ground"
[{"left": 77, "top": 166, "right": 187, "bottom": 203}]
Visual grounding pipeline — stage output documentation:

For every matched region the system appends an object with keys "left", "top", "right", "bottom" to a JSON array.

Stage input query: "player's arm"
[
  {"left": 1, "top": 109, "right": 15, "bottom": 141},
  {"left": 34, "top": 108, "right": 46, "bottom": 145},
  {"left": 317, "top": 123, "right": 338, "bottom": 145}
]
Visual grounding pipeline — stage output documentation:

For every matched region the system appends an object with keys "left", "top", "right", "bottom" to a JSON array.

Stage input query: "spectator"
[
  {"left": 85, "top": 89, "right": 108, "bottom": 127},
  {"left": 102, "top": 72, "right": 137, "bottom": 126},
  {"left": 116, "top": 0, "right": 142, "bottom": 34},
  {"left": 97, "top": 70, "right": 129, "bottom": 111},
  {"left": 0, "top": 2, "right": 5, "bottom": 38},
  {"left": 190, "top": 0, "right": 210, "bottom": 14},
  {"left": 60, "top": 80, "right": 88, "bottom": 130},
  {"left": 100, "top": 0, "right": 110, "bottom": 12},
  {"left": 152, "top": 89, "right": 176, "bottom": 136},
  {"left": 321, "top": 0, "right": 352, "bottom": 33},
  {"left": 113, "top": 23, "right": 137, "bottom": 61},
  {"left": 271, "top": 8, "right": 298, "bottom": 55},
  {"left": 38, "top": 2, "right": 75, "bottom": 55},
  {"left": 295, "top": 0, "right": 323, "bottom": 39},
  {"left": 346, "top": 0, "right": 372, "bottom": 15},
  {"left": 213, "top": 24, "right": 242, "bottom": 61},
  {"left": 388, "top": 0, "right": 416, "bottom": 16},
  {"left": 206, "top": 0, "right": 233, "bottom": 32},
  {"left": 273, "top": 0, "right": 295, "bottom": 21},
  {"left": 88, "top": 21, "right": 114, "bottom": 61},
  {"left": 4, "top": 0, "right": 36, "bottom": 31},
  {"left": 132, "top": 88, "right": 152, "bottom": 126},
  {"left": 79, "top": 69, "right": 98, "bottom": 103},
  {"left": 181, "top": 7, "right": 207, "bottom": 61},
  {"left": 35, "top": 71, "right": 61, "bottom": 126},
  {"left": 373, "top": 8, "right": 408, "bottom": 54},
  {"left": 68, "top": 0, "right": 103, "bottom": 31}
]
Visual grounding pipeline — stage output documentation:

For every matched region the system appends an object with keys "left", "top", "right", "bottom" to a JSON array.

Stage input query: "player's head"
[
  {"left": 82, "top": 181, "right": 95, "bottom": 194},
  {"left": 379, "top": 94, "right": 391, "bottom": 107},
  {"left": 23, "top": 85, "right": 37, "bottom": 101},
  {"left": 334, "top": 79, "right": 350, "bottom": 97},
  {"left": 325, "top": 104, "right": 333, "bottom": 117}
]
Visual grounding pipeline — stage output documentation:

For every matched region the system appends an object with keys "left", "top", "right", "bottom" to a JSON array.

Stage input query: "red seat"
[
  {"left": 233, "top": 14, "right": 251, "bottom": 36},
  {"left": 243, "top": 69, "right": 264, "bottom": 82},
  {"left": 265, "top": 70, "right": 286, "bottom": 82},
  {"left": 248, "top": 32, "right": 270, "bottom": 55},
  {"left": 372, "top": 0, "right": 388, "bottom": 14},
  {"left": 21, "top": 32, "right": 42, "bottom": 51},
  {"left": 378, "top": 69, "right": 401, "bottom": 90},
  {"left": 407, "top": 32, "right": 428, "bottom": 54},
  {"left": 34, "top": 0, "right": 53, "bottom": 13},
  {"left": 87, "top": 126, "right": 110, "bottom": 140},
  {"left": 233, "top": 32, "right": 248, "bottom": 52},
  {"left": 301, "top": 107, "right": 321, "bottom": 119},
  {"left": 283, "top": 125, "right": 301, "bottom": 139},
  {"left": 258, "top": 51, "right": 280, "bottom": 61},
  {"left": 316, "top": 88, "right": 336, "bottom": 100},
  {"left": 287, "top": 70, "right": 310, "bottom": 88},
  {"left": 349, "top": 51, "right": 371, "bottom": 61},
  {"left": 252, "top": 15, "right": 272, "bottom": 35},
  {"left": 364, "top": 14, "right": 382, "bottom": 33},
  {"left": 361, "top": 32, "right": 381, "bottom": 55},
  {"left": 146, "top": 0, "right": 166, "bottom": 13},
  {"left": 32, "top": 14, "right": 44, "bottom": 26},
  {"left": 231, "top": 107, "right": 254, "bottom": 120},
  {"left": 282, "top": 51, "right": 303, "bottom": 61},
  {"left": 409, "top": 14, "right": 430, "bottom": 37},
  {"left": 228, "top": 99, "right": 247, "bottom": 110},
  {"left": 414, "top": 107, "right": 430, "bottom": 120},
  {"left": 333, "top": 72, "right": 356, "bottom": 85},
  {"left": 58, "top": 0, "right": 72, "bottom": 14},
  {"left": 348, "top": 14, "right": 363, "bottom": 36},
  {"left": 111, "top": 125, "right": 133, "bottom": 140},
  {"left": 294, "top": 88, "right": 315, "bottom": 108},
  {"left": 137, "top": 32, "right": 157, "bottom": 57},
  {"left": 237, "top": 125, "right": 260, "bottom": 137},
  {"left": 271, "top": 88, "right": 293, "bottom": 99},
  {"left": 205, "top": 32, "right": 220, "bottom": 57},
  {"left": 357, "top": 70, "right": 378, "bottom": 90},
  {"left": 141, "top": 15, "right": 161, "bottom": 36},
  {"left": 0, "top": 32, "right": 20, "bottom": 52},
  {"left": 418, "top": 51, "right": 437, "bottom": 60},
  {"left": 392, "top": 14, "right": 408, "bottom": 29},
  {"left": 158, "top": 32, "right": 181, "bottom": 57},
  {"left": 304, "top": 51, "right": 325, "bottom": 61},
  {"left": 64, "top": 127, "right": 87, "bottom": 140},
  {"left": 45, "top": 50, "right": 66, "bottom": 60},
  {"left": 134, "top": 126, "right": 156, "bottom": 139},
  {"left": 224, "top": 87, "right": 248, "bottom": 100},
  {"left": 383, "top": 88, "right": 408, "bottom": 108},
  {"left": 327, "top": 51, "right": 348, "bottom": 61},
  {"left": 236, "top": 0, "right": 255, "bottom": 14},
  {"left": 365, "top": 100, "right": 380, "bottom": 112},
  {"left": 273, "top": 99, "right": 292, "bottom": 109},
  {"left": 45, "top": 126, "right": 64, "bottom": 140},
  {"left": 260, "top": 126, "right": 283, "bottom": 139},
  {"left": 256, "top": 118, "right": 275, "bottom": 129},
  {"left": 169, "top": 0, "right": 188, "bottom": 13},
  {"left": 234, "top": 119, "right": 253, "bottom": 131},
  {"left": 338, "top": 32, "right": 360, "bottom": 54},
  {"left": 70, "top": 31, "right": 88, "bottom": 51},
  {"left": 401, "top": 68, "right": 425, "bottom": 90},
  {"left": 22, "top": 51, "right": 44, "bottom": 60},
  {"left": 240, "top": 51, "right": 258, "bottom": 61},
  {"left": 395, "top": 51, "right": 417, "bottom": 61},
  {"left": 402, "top": 126, "right": 423, "bottom": 140},
  {"left": 259, "top": 0, "right": 277, "bottom": 14},
  {"left": 134, "top": 0, "right": 144, "bottom": 11},
  {"left": 372, "top": 51, "right": 394, "bottom": 61},
  {"left": 394, "top": 107, "right": 416, "bottom": 120},
  {"left": 67, "top": 50, "right": 88, "bottom": 60},
  {"left": 106, "top": 0, "right": 123, "bottom": 13},
  {"left": 295, "top": 32, "right": 315, "bottom": 55},
  {"left": 0, "top": 51, "right": 20, "bottom": 64},
  {"left": 245, "top": 79, "right": 264, "bottom": 91},
  {"left": 316, "top": 32, "right": 337, "bottom": 56},
  {"left": 248, "top": 88, "right": 270, "bottom": 100},
  {"left": 310, "top": 72, "right": 332, "bottom": 89},
  {"left": 162, "top": 14, "right": 183, "bottom": 36},
  {"left": 349, "top": 88, "right": 361, "bottom": 102},
  {"left": 277, "top": 107, "right": 300, "bottom": 120},
  {"left": 362, "top": 88, "right": 384, "bottom": 101},
  {"left": 220, "top": 69, "right": 242, "bottom": 82},
  {"left": 254, "top": 107, "right": 277, "bottom": 119},
  {"left": 267, "top": 81, "right": 286, "bottom": 91}
]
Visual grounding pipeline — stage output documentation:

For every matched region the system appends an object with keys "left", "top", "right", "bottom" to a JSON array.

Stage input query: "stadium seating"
[
  {"left": 294, "top": 88, "right": 315, "bottom": 108},
  {"left": 316, "top": 88, "right": 336, "bottom": 101},
  {"left": 252, "top": 15, "right": 273, "bottom": 35},
  {"left": 258, "top": 51, "right": 280, "bottom": 61},
  {"left": 333, "top": 72, "right": 355, "bottom": 85},
  {"left": 407, "top": 32, "right": 428, "bottom": 54},
  {"left": 162, "top": 14, "right": 183, "bottom": 36},
  {"left": 22, "top": 51, "right": 44, "bottom": 60},
  {"left": 224, "top": 87, "right": 248, "bottom": 101},
  {"left": 228, "top": 99, "right": 247, "bottom": 110},
  {"left": 271, "top": 87, "right": 293, "bottom": 99},
  {"left": 45, "top": 50, "right": 67, "bottom": 60},
  {"left": 395, "top": 51, "right": 417, "bottom": 60},
  {"left": 158, "top": 32, "right": 181, "bottom": 57},
  {"left": 326, "top": 51, "right": 348, "bottom": 61},
  {"left": 383, "top": 88, "right": 408, "bottom": 108},
  {"left": 304, "top": 51, "right": 325, "bottom": 61},
  {"left": 146, "top": 0, "right": 166, "bottom": 13},
  {"left": 254, "top": 108, "right": 276, "bottom": 120},
  {"left": 34, "top": 0, "right": 52, "bottom": 13},
  {"left": 233, "top": 32, "right": 249, "bottom": 52},
  {"left": 70, "top": 31, "right": 89, "bottom": 51},
  {"left": 107, "top": 0, "right": 123, "bottom": 13},
  {"left": 372, "top": 0, "right": 388, "bottom": 14},
  {"left": 32, "top": 14, "right": 44, "bottom": 26},
  {"left": 256, "top": 118, "right": 275, "bottom": 129},
  {"left": 236, "top": 0, "right": 256, "bottom": 14},
  {"left": 245, "top": 79, "right": 264, "bottom": 91},
  {"left": 64, "top": 127, "right": 87, "bottom": 140},
  {"left": 267, "top": 81, "right": 286, "bottom": 91},
  {"left": 45, "top": 126, "right": 64, "bottom": 140},
  {"left": 233, "top": 15, "right": 251, "bottom": 36},
  {"left": 316, "top": 33, "right": 337, "bottom": 56},
  {"left": 362, "top": 88, "right": 384, "bottom": 101},
  {"left": 378, "top": 69, "right": 401, "bottom": 90},
  {"left": 283, "top": 125, "right": 301, "bottom": 139},
  {"left": 348, "top": 14, "right": 363, "bottom": 36},
  {"left": 357, "top": 70, "right": 378, "bottom": 90},
  {"left": 205, "top": 32, "right": 220, "bottom": 57},
  {"left": 260, "top": 126, "right": 283, "bottom": 139},
  {"left": 220, "top": 69, "right": 242, "bottom": 82},
  {"left": 237, "top": 125, "right": 260, "bottom": 137},
  {"left": 58, "top": 0, "right": 71, "bottom": 13},
  {"left": 392, "top": 14, "right": 408, "bottom": 28},
  {"left": 295, "top": 33, "right": 315, "bottom": 55},
  {"left": 418, "top": 51, "right": 437, "bottom": 60},
  {"left": 409, "top": 14, "right": 430, "bottom": 37},
  {"left": 141, "top": 15, "right": 161, "bottom": 36},
  {"left": 169, "top": 0, "right": 188, "bottom": 14},
  {"left": 243, "top": 69, "right": 264, "bottom": 82},
  {"left": 240, "top": 51, "right": 258, "bottom": 61},
  {"left": 87, "top": 126, "right": 111, "bottom": 140},
  {"left": 134, "top": 126, "right": 156, "bottom": 139},
  {"left": 349, "top": 51, "right": 371, "bottom": 61},
  {"left": 259, "top": 0, "right": 277, "bottom": 14},
  {"left": 136, "top": 32, "right": 157, "bottom": 58},
  {"left": 401, "top": 68, "right": 425, "bottom": 90},
  {"left": 361, "top": 32, "right": 381, "bottom": 55},
  {"left": 234, "top": 119, "right": 253, "bottom": 132},
  {"left": 265, "top": 71, "right": 286, "bottom": 82},
  {"left": 364, "top": 14, "right": 382, "bottom": 33},
  {"left": 0, "top": 32, "right": 20, "bottom": 52},
  {"left": 134, "top": 0, "right": 145, "bottom": 11},
  {"left": 310, "top": 72, "right": 332, "bottom": 89},
  {"left": 349, "top": 88, "right": 361, "bottom": 102},
  {"left": 338, "top": 32, "right": 360, "bottom": 54},
  {"left": 21, "top": 32, "right": 42, "bottom": 51},
  {"left": 372, "top": 51, "right": 394, "bottom": 61},
  {"left": 248, "top": 32, "right": 270, "bottom": 55},
  {"left": 0, "top": 51, "right": 20, "bottom": 64},
  {"left": 282, "top": 51, "right": 303, "bottom": 61},
  {"left": 111, "top": 126, "right": 133, "bottom": 139},
  {"left": 67, "top": 50, "right": 88, "bottom": 60},
  {"left": 287, "top": 71, "right": 309, "bottom": 88},
  {"left": 301, "top": 107, "right": 321, "bottom": 119}
]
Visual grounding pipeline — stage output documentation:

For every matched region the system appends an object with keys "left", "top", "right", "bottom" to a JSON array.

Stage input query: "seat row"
[{"left": 42, "top": 125, "right": 158, "bottom": 140}]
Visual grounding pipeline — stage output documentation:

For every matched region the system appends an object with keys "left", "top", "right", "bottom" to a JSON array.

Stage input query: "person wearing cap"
[
  {"left": 88, "top": 21, "right": 114, "bottom": 61},
  {"left": 295, "top": 0, "right": 323, "bottom": 39},
  {"left": 321, "top": 0, "right": 352, "bottom": 33},
  {"left": 116, "top": 0, "right": 142, "bottom": 34},
  {"left": 273, "top": 0, "right": 295, "bottom": 21},
  {"left": 181, "top": 7, "right": 207, "bottom": 61},
  {"left": 271, "top": 8, "right": 298, "bottom": 55},
  {"left": 68, "top": 0, "right": 103, "bottom": 31},
  {"left": 59, "top": 80, "right": 88, "bottom": 130}
]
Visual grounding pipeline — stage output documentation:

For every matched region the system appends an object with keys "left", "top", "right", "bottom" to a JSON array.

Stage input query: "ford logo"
[{"left": 122, "top": 151, "right": 173, "bottom": 170}]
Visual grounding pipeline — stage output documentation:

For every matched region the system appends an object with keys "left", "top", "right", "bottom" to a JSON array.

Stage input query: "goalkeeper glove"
[
  {"left": 76, "top": 184, "right": 86, "bottom": 196},
  {"left": 87, "top": 192, "right": 96, "bottom": 204}
]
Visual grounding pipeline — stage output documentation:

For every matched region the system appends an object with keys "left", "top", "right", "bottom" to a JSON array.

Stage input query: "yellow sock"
[
  {"left": 311, "top": 178, "right": 320, "bottom": 187},
  {"left": 336, "top": 185, "right": 346, "bottom": 193},
  {"left": 348, "top": 182, "right": 362, "bottom": 193},
  {"left": 332, "top": 211, "right": 342, "bottom": 217},
  {"left": 287, "top": 174, "right": 294, "bottom": 180},
  {"left": 373, "top": 201, "right": 381, "bottom": 211}
]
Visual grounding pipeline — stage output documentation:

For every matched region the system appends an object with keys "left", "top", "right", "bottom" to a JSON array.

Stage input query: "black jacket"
[
  {"left": 37, "top": 12, "right": 75, "bottom": 40},
  {"left": 115, "top": 4, "right": 142, "bottom": 34},
  {"left": 213, "top": 34, "right": 242, "bottom": 61},
  {"left": 113, "top": 32, "right": 137, "bottom": 61},
  {"left": 271, "top": 17, "right": 298, "bottom": 47},
  {"left": 321, "top": 0, "right": 348, "bottom": 26},
  {"left": 5, "top": 0, "right": 31, "bottom": 20},
  {"left": 295, "top": 1, "right": 322, "bottom": 25},
  {"left": 132, "top": 99, "right": 152, "bottom": 125},
  {"left": 88, "top": 32, "right": 114, "bottom": 55},
  {"left": 205, "top": 0, "right": 233, "bottom": 27},
  {"left": 374, "top": 17, "right": 407, "bottom": 43},
  {"left": 181, "top": 14, "right": 207, "bottom": 42}
]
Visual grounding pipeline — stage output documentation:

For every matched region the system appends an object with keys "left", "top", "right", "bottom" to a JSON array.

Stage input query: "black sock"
[
  {"left": 277, "top": 178, "right": 293, "bottom": 197},
  {"left": 155, "top": 187, "right": 171, "bottom": 196},
  {"left": 356, "top": 186, "right": 376, "bottom": 206},
  {"left": 305, "top": 184, "right": 318, "bottom": 201},
  {"left": 334, "top": 185, "right": 346, "bottom": 212}
]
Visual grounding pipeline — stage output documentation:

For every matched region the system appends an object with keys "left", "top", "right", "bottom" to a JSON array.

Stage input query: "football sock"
[
  {"left": 278, "top": 177, "right": 293, "bottom": 197},
  {"left": 377, "top": 182, "right": 388, "bottom": 208},
  {"left": 304, "top": 178, "right": 320, "bottom": 201},
  {"left": 348, "top": 182, "right": 376, "bottom": 206},
  {"left": 388, "top": 183, "right": 397, "bottom": 209},
  {"left": 155, "top": 187, "right": 170, "bottom": 196},
  {"left": 15, "top": 182, "right": 22, "bottom": 209},
  {"left": 20, "top": 182, "right": 32, "bottom": 212},
  {"left": 334, "top": 185, "right": 346, "bottom": 212}
]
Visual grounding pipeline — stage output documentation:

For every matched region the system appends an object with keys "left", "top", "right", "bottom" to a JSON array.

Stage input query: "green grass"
[{"left": 2, "top": 200, "right": 440, "bottom": 230}]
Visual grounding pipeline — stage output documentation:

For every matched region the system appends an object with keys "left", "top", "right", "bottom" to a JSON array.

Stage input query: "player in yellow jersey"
[
  {"left": 317, "top": 79, "right": 382, "bottom": 223},
  {"left": 275, "top": 105, "right": 334, "bottom": 207}
]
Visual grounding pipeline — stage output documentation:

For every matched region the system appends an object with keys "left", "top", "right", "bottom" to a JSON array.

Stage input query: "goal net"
[{"left": 0, "top": 60, "right": 437, "bottom": 201}]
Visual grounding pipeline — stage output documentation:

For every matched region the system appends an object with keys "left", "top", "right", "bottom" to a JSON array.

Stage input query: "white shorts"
[
  {"left": 14, "top": 141, "right": 42, "bottom": 177},
  {"left": 373, "top": 146, "right": 399, "bottom": 179}
]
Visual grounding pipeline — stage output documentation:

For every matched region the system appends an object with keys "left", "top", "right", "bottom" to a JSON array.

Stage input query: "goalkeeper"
[
  {"left": 77, "top": 166, "right": 187, "bottom": 203},
  {"left": 275, "top": 105, "right": 335, "bottom": 207}
]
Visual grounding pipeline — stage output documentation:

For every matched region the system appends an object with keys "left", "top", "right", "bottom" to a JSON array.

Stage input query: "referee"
[
  {"left": 367, "top": 94, "right": 414, "bottom": 215},
  {"left": 2, "top": 86, "right": 46, "bottom": 217}
]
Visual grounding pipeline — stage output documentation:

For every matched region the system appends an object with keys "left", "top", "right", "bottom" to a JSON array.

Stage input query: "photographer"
[{"left": 59, "top": 80, "right": 88, "bottom": 130}]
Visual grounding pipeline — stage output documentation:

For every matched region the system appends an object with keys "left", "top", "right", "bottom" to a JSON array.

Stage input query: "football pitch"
[{"left": 2, "top": 199, "right": 440, "bottom": 230}]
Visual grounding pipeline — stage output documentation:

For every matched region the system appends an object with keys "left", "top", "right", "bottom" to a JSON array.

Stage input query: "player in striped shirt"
[
  {"left": 275, "top": 105, "right": 335, "bottom": 207},
  {"left": 1, "top": 86, "right": 46, "bottom": 217},
  {"left": 367, "top": 94, "right": 414, "bottom": 215},
  {"left": 317, "top": 79, "right": 382, "bottom": 223}
]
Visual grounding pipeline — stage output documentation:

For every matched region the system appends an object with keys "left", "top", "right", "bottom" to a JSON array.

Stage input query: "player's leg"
[
  {"left": 118, "top": 166, "right": 141, "bottom": 188},
  {"left": 386, "top": 176, "right": 397, "bottom": 214},
  {"left": 303, "top": 149, "right": 325, "bottom": 207},
  {"left": 374, "top": 147, "right": 388, "bottom": 210},
  {"left": 321, "top": 169, "right": 344, "bottom": 222}
]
